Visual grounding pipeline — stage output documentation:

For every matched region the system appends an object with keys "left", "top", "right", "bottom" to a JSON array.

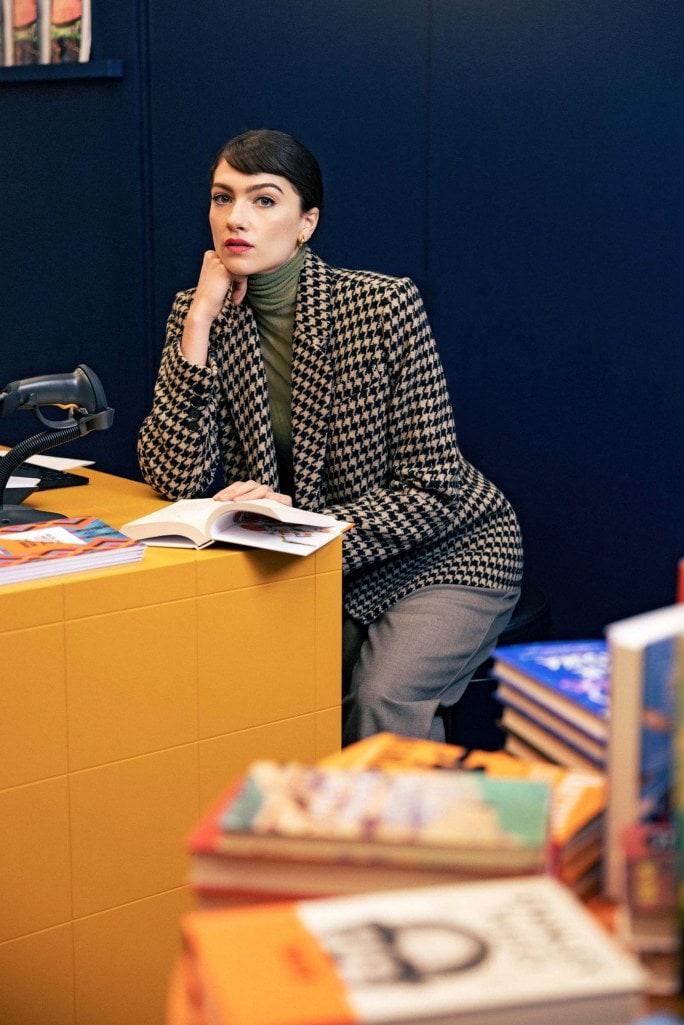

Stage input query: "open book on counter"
[{"left": 121, "top": 497, "right": 352, "bottom": 556}]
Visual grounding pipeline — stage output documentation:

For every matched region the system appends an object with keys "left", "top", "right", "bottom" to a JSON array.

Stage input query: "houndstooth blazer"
[{"left": 138, "top": 249, "right": 523, "bottom": 624}]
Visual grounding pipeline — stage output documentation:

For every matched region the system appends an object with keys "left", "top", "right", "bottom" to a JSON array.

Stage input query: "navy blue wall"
[{"left": 0, "top": 0, "right": 681, "bottom": 638}]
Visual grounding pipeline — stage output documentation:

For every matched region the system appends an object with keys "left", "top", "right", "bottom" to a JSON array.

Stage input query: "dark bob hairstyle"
[{"left": 211, "top": 129, "right": 323, "bottom": 213}]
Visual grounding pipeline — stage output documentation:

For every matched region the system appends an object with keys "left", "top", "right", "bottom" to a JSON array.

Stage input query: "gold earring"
[{"left": 297, "top": 234, "right": 307, "bottom": 248}]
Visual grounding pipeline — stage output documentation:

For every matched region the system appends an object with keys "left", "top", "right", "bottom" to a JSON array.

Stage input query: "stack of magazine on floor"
[{"left": 491, "top": 638, "right": 610, "bottom": 773}]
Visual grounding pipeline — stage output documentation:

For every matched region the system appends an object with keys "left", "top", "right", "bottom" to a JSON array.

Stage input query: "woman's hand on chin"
[
  {"left": 194, "top": 250, "right": 247, "bottom": 315},
  {"left": 213, "top": 480, "right": 293, "bottom": 506}
]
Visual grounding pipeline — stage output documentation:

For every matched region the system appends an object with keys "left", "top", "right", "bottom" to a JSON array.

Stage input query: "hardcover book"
[
  {"left": 180, "top": 876, "right": 646, "bottom": 1025},
  {"left": 322, "top": 734, "right": 606, "bottom": 897},
  {"left": 188, "top": 761, "right": 551, "bottom": 902},
  {"left": 0, "top": 515, "right": 145, "bottom": 584},
  {"left": 495, "top": 682, "right": 607, "bottom": 763},
  {"left": 604, "top": 603, "right": 684, "bottom": 899},
  {"left": 499, "top": 706, "right": 606, "bottom": 772},
  {"left": 122, "top": 496, "right": 351, "bottom": 556},
  {"left": 492, "top": 639, "right": 610, "bottom": 741}
]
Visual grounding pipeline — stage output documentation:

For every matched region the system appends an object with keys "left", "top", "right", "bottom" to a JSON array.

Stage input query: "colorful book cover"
[
  {"left": 604, "top": 604, "right": 684, "bottom": 900},
  {"left": 220, "top": 761, "right": 549, "bottom": 857},
  {"left": 181, "top": 877, "right": 646, "bottom": 1025},
  {"left": 0, "top": 515, "right": 145, "bottom": 584},
  {"left": 188, "top": 761, "right": 551, "bottom": 879},
  {"left": 492, "top": 640, "right": 610, "bottom": 737},
  {"left": 321, "top": 734, "right": 605, "bottom": 879}
]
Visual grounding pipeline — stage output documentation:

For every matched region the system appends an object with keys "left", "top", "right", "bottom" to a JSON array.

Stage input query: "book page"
[{"left": 210, "top": 511, "right": 343, "bottom": 557}]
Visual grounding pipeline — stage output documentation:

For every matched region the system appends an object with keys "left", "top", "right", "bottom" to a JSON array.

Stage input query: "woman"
[{"left": 138, "top": 129, "right": 523, "bottom": 744}]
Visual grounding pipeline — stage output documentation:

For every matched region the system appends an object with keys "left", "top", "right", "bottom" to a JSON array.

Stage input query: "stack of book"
[
  {"left": 187, "top": 737, "right": 607, "bottom": 906},
  {"left": 491, "top": 639, "right": 610, "bottom": 772},
  {"left": 321, "top": 733, "right": 607, "bottom": 899},
  {"left": 176, "top": 876, "right": 647, "bottom": 1025},
  {"left": 187, "top": 759, "right": 552, "bottom": 906},
  {"left": 0, "top": 515, "right": 145, "bottom": 584}
]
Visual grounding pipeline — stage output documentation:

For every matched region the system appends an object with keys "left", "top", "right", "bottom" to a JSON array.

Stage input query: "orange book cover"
[{"left": 184, "top": 902, "right": 356, "bottom": 1025}]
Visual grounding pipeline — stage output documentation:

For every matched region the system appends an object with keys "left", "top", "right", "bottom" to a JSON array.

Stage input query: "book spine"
[
  {"left": 496, "top": 686, "right": 607, "bottom": 757},
  {"left": 501, "top": 708, "right": 605, "bottom": 771}
]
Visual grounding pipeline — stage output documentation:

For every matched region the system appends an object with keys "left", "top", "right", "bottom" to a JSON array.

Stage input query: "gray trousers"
[{"left": 342, "top": 584, "right": 520, "bottom": 745}]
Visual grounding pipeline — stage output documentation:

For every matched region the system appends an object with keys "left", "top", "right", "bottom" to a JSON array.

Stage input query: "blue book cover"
[{"left": 493, "top": 640, "right": 610, "bottom": 725}]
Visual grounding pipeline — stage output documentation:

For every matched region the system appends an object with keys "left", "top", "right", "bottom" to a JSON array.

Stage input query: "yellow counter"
[{"left": 0, "top": 467, "right": 342, "bottom": 1025}]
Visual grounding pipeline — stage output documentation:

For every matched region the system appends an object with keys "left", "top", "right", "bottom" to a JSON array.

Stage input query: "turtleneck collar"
[{"left": 246, "top": 245, "right": 307, "bottom": 313}]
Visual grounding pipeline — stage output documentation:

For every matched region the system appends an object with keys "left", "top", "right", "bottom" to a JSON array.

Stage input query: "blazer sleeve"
[
  {"left": 324, "top": 279, "right": 481, "bottom": 575},
  {"left": 137, "top": 290, "right": 222, "bottom": 499}
]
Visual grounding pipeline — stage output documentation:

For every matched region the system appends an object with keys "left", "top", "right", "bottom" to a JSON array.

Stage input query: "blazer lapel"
[
  {"left": 214, "top": 301, "right": 279, "bottom": 487},
  {"left": 291, "top": 251, "right": 335, "bottom": 509}
]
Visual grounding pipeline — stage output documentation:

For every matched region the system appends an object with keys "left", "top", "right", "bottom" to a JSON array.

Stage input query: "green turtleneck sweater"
[{"left": 246, "top": 245, "right": 307, "bottom": 498}]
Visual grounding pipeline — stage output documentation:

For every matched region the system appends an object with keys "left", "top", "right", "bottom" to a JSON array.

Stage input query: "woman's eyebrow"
[
  {"left": 211, "top": 180, "right": 285, "bottom": 195},
  {"left": 245, "top": 181, "right": 285, "bottom": 195}
]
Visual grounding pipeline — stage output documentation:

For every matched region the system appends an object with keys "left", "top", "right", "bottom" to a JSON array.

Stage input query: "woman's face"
[{"left": 209, "top": 159, "right": 319, "bottom": 277}]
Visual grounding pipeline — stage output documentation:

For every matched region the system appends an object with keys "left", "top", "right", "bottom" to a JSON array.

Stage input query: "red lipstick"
[{"left": 225, "top": 238, "right": 253, "bottom": 254}]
